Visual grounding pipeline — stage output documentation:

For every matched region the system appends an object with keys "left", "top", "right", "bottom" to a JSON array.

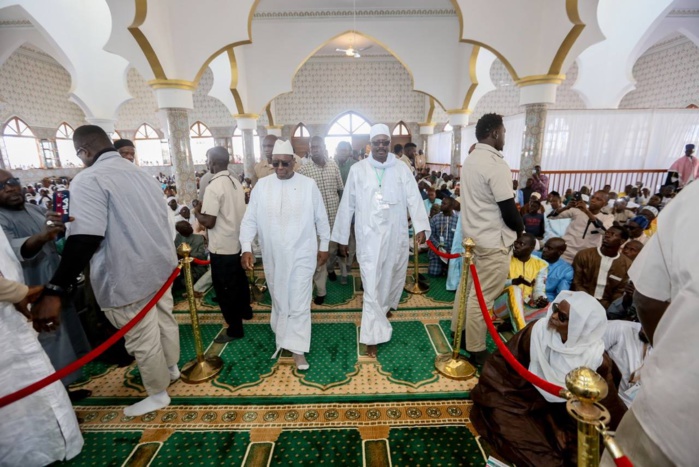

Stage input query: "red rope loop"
[
  {"left": 191, "top": 257, "right": 210, "bottom": 266},
  {"left": 425, "top": 240, "right": 461, "bottom": 259},
  {"left": 469, "top": 263, "right": 565, "bottom": 398},
  {"left": 0, "top": 265, "right": 182, "bottom": 408}
]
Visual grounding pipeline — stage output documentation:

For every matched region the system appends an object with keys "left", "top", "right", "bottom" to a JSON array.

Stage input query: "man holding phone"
[
  {"left": 0, "top": 170, "right": 92, "bottom": 400},
  {"left": 548, "top": 190, "right": 614, "bottom": 263}
]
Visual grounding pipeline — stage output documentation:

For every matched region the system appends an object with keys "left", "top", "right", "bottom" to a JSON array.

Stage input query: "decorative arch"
[
  {"left": 190, "top": 121, "right": 214, "bottom": 165},
  {"left": 292, "top": 123, "right": 311, "bottom": 157},
  {"left": 134, "top": 123, "right": 167, "bottom": 166},
  {"left": 2, "top": 117, "right": 42, "bottom": 169},
  {"left": 325, "top": 111, "right": 372, "bottom": 158},
  {"left": 55, "top": 122, "right": 81, "bottom": 168},
  {"left": 259, "top": 30, "right": 448, "bottom": 118},
  {"left": 392, "top": 121, "right": 412, "bottom": 152}
]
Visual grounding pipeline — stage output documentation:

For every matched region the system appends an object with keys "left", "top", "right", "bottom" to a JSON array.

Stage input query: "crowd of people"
[{"left": 0, "top": 114, "right": 696, "bottom": 466}]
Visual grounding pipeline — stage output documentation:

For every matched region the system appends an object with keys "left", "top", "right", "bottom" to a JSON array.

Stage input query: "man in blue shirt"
[{"left": 533, "top": 237, "right": 573, "bottom": 302}]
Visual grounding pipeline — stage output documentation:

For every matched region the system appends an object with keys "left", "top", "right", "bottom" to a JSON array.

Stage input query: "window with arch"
[
  {"left": 135, "top": 124, "right": 169, "bottom": 166},
  {"left": 292, "top": 123, "right": 311, "bottom": 157},
  {"left": 232, "top": 127, "right": 261, "bottom": 164},
  {"left": 190, "top": 121, "right": 215, "bottom": 165},
  {"left": 325, "top": 112, "right": 371, "bottom": 159},
  {"left": 2, "top": 117, "right": 42, "bottom": 169},
  {"left": 392, "top": 122, "right": 410, "bottom": 136},
  {"left": 112, "top": 130, "right": 122, "bottom": 142},
  {"left": 293, "top": 124, "right": 310, "bottom": 138},
  {"left": 55, "top": 123, "right": 83, "bottom": 168}
]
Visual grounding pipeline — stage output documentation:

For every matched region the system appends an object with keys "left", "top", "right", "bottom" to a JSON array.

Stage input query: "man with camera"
[{"left": 548, "top": 189, "right": 614, "bottom": 263}]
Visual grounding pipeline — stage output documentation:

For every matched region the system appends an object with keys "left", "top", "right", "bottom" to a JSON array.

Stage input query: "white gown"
[
  {"left": 331, "top": 154, "right": 430, "bottom": 345},
  {"left": 240, "top": 173, "right": 330, "bottom": 355},
  {"left": 0, "top": 230, "right": 83, "bottom": 466}
]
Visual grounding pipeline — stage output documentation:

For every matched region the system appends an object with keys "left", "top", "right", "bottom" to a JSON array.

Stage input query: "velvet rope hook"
[{"left": 425, "top": 240, "right": 461, "bottom": 259}]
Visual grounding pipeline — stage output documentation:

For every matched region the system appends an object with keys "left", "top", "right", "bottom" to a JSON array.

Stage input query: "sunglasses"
[
  {"left": 271, "top": 160, "right": 292, "bottom": 168},
  {"left": 371, "top": 140, "right": 390, "bottom": 147},
  {"left": 551, "top": 303, "right": 568, "bottom": 322},
  {"left": 0, "top": 177, "right": 21, "bottom": 190}
]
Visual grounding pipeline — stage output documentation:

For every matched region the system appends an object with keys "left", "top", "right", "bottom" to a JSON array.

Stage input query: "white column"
[
  {"left": 447, "top": 111, "right": 470, "bottom": 177},
  {"left": 235, "top": 114, "right": 259, "bottom": 179}
]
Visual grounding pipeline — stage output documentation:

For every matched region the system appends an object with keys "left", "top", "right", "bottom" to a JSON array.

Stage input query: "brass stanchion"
[
  {"left": 435, "top": 238, "right": 476, "bottom": 379},
  {"left": 565, "top": 367, "right": 612, "bottom": 467},
  {"left": 405, "top": 231, "right": 429, "bottom": 294},
  {"left": 177, "top": 243, "right": 224, "bottom": 384}
]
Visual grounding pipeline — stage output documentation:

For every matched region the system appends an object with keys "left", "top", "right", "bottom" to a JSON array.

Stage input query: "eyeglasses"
[
  {"left": 551, "top": 303, "right": 568, "bottom": 322},
  {"left": 271, "top": 160, "right": 292, "bottom": 168},
  {"left": 0, "top": 177, "right": 21, "bottom": 191},
  {"left": 371, "top": 140, "right": 390, "bottom": 147}
]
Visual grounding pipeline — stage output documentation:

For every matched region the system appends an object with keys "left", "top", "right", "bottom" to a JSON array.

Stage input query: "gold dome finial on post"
[
  {"left": 565, "top": 367, "right": 611, "bottom": 467},
  {"left": 177, "top": 242, "right": 224, "bottom": 384},
  {"left": 434, "top": 237, "right": 476, "bottom": 380}
]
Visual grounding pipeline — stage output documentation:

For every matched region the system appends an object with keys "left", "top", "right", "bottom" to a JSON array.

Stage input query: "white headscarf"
[{"left": 529, "top": 291, "right": 608, "bottom": 402}]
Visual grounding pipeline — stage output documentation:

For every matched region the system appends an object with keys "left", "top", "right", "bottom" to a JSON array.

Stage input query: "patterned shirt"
[
  {"left": 428, "top": 212, "right": 458, "bottom": 275},
  {"left": 299, "top": 159, "right": 344, "bottom": 230}
]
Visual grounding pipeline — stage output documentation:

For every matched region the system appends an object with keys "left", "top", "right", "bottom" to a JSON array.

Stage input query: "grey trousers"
[
  {"left": 451, "top": 244, "right": 511, "bottom": 353},
  {"left": 103, "top": 289, "right": 180, "bottom": 395}
]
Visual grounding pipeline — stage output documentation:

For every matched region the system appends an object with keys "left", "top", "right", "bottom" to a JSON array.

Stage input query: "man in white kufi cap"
[
  {"left": 240, "top": 139, "right": 330, "bottom": 370},
  {"left": 332, "top": 124, "right": 430, "bottom": 358}
]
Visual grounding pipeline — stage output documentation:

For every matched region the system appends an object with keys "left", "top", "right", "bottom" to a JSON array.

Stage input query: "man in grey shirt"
[{"left": 32, "top": 125, "right": 179, "bottom": 417}]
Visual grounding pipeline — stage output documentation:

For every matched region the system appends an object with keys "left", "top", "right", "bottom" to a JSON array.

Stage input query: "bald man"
[
  {"left": 32, "top": 125, "right": 179, "bottom": 417},
  {"left": 194, "top": 147, "right": 251, "bottom": 343}
]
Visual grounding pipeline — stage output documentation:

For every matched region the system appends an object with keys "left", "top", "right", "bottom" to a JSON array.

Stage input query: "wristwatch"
[{"left": 43, "top": 283, "right": 69, "bottom": 297}]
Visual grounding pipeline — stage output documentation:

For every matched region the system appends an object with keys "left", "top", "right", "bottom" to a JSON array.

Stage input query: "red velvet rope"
[
  {"left": 0, "top": 266, "right": 182, "bottom": 408},
  {"left": 191, "top": 257, "right": 210, "bottom": 266},
  {"left": 425, "top": 240, "right": 461, "bottom": 259},
  {"left": 469, "top": 263, "right": 565, "bottom": 398},
  {"left": 614, "top": 456, "right": 633, "bottom": 467}
]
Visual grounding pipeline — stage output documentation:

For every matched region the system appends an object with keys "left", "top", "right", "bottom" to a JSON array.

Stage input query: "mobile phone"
[{"left": 53, "top": 190, "right": 70, "bottom": 239}]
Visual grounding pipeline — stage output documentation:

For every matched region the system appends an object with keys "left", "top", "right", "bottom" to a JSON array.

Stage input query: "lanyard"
[{"left": 373, "top": 167, "right": 385, "bottom": 188}]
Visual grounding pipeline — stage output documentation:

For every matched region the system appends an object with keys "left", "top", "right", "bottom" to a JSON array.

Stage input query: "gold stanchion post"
[
  {"left": 177, "top": 243, "right": 224, "bottom": 384},
  {"left": 565, "top": 367, "right": 612, "bottom": 467},
  {"left": 405, "top": 231, "right": 429, "bottom": 294},
  {"left": 435, "top": 238, "right": 477, "bottom": 379}
]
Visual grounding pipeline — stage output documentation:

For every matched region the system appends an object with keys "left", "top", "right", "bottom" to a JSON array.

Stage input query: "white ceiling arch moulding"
[
  {"left": 105, "top": 0, "right": 258, "bottom": 93},
  {"left": 451, "top": 0, "right": 604, "bottom": 105},
  {"left": 218, "top": 13, "right": 489, "bottom": 119},
  {"left": 572, "top": 0, "right": 675, "bottom": 109},
  {"left": 0, "top": 0, "right": 131, "bottom": 123}
]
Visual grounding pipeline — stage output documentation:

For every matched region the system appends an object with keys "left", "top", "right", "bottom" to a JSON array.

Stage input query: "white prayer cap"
[
  {"left": 272, "top": 139, "right": 294, "bottom": 156},
  {"left": 530, "top": 192, "right": 542, "bottom": 200},
  {"left": 370, "top": 124, "right": 390, "bottom": 140}
]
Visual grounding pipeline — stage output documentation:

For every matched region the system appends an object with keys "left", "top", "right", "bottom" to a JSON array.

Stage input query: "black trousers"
[{"left": 210, "top": 252, "right": 252, "bottom": 337}]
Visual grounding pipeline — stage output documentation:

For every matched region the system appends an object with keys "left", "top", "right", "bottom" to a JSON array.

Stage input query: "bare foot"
[
  {"left": 293, "top": 352, "right": 309, "bottom": 370},
  {"left": 367, "top": 344, "right": 377, "bottom": 358}
]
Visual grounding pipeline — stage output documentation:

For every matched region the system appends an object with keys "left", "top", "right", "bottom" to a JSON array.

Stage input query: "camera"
[{"left": 573, "top": 191, "right": 582, "bottom": 202}]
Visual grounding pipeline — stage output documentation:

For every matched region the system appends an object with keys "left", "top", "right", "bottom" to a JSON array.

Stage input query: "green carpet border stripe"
[{"left": 73, "top": 391, "right": 471, "bottom": 407}]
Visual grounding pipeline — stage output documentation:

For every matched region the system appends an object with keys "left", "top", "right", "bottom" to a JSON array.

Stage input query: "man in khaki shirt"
[
  {"left": 252, "top": 135, "right": 277, "bottom": 187},
  {"left": 194, "top": 146, "right": 251, "bottom": 342},
  {"left": 453, "top": 113, "right": 523, "bottom": 366}
]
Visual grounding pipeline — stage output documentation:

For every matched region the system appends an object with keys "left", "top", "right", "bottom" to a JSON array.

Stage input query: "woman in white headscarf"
[{"left": 470, "top": 291, "right": 626, "bottom": 467}]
